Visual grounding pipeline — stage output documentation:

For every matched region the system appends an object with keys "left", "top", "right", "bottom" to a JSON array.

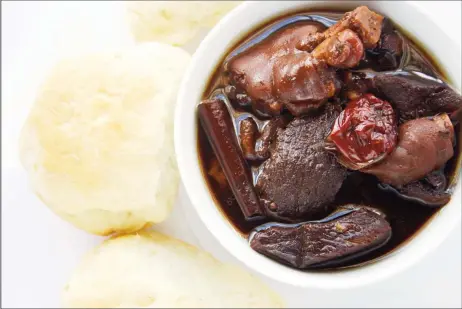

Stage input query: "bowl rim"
[{"left": 175, "top": 0, "right": 462, "bottom": 289}]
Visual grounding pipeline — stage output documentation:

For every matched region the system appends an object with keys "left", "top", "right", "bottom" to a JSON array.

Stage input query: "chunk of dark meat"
[
  {"left": 380, "top": 170, "right": 451, "bottom": 207},
  {"left": 363, "top": 114, "right": 455, "bottom": 187},
  {"left": 249, "top": 205, "right": 392, "bottom": 269},
  {"left": 312, "top": 29, "right": 364, "bottom": 68},
  {"left": 299, "top": 6, "right": 384, "bottom": 52},
  {"left": 373, "top": 73, "right": 462, "bottom": 123},
  {"left": 272, "top": 53, "right": 341, "bottom": 116},
  {"left": 256, "top": 104, "right": 348, "bottom": 220},
  {"left": 226, "top": 22, "right": 326, "bottom": 116}
]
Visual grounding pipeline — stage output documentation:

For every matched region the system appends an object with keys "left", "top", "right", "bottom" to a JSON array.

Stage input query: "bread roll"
[
  {"left": 127, "top": 1, "right": 240, "bottom": 46},
  {"left": 62, "top": 231, "right": 284, "bottom": 308},
  {"left": 20, "top": 43, "right": 190, "bottom": 235}
]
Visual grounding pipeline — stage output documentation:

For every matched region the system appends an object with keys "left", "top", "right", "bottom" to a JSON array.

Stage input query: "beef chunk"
[
  {"left": 256, "top": 105, "right": 348, "bottom": 220},
  {"left": 249, "top": 205, "right": 392, "bottom": 269},
  {"left": 363, "top": 114, "right": 455, "bottom": 187},
  {"left": 226, "top": 22, "right": 326, "bottom": 116},
  {"left": 373, "top": 73, "right": 462, "bottom": 123},
  {"left": 272, "top": 53, "right": 341, "bottom": 116}
]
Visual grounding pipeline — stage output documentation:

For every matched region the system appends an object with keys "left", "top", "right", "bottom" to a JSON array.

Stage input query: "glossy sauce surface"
[{"left": 198, "top": 10, "right": 461, "bottom": 268}]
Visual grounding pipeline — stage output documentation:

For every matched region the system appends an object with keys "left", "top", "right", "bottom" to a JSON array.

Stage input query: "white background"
[{"left": 2, "top": 1, "right": 461, "bottom": 308}]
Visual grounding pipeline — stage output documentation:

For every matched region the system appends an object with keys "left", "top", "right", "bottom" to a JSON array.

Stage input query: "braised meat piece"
[
  {"left": 299, "top": 6, "right": 384, "bottom": 52},
  {"left": 226, "top": 6, "right": 386, "bottom": 117},
  {"left": 249, "top": 205, "right": 392, "bottom": 269},
  {"left": 272, "top": 53, "right": 341, "bottom": 116},
  {"left": 373, "top": 73, "right": 462, "bottom": 123},
  {"left": 363, "top": 114, "right": 455, "bottom": 187},
  {"left": 312, "top": 29, "right": 364, "bottom": 68},
  {"left": 256, "top": 105, "right": 348, "bottom": 220},
  {"left": 329, "top": 6, "right": 384, "bottom": 48},
  {"left": 226, "top": 22, "right": 326, "bottom": 116}
]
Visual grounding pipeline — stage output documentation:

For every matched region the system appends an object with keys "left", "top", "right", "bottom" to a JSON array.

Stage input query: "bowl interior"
[{"left": 175, "top": 0, "right": 462, "bottom": 288}]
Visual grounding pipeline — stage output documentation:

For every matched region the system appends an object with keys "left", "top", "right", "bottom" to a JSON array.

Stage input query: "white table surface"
[{"left": 2, "top": 1, "right": 461, "bottom": 308}]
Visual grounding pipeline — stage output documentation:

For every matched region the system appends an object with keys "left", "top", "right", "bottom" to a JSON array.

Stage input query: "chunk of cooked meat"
[
  {"left": 256, "top": 105, "right": 348, "bottom": 220},
  {"left": 363, "top": 114, "right": 455, "bottom": 187},
  {"left": 249, "top": 205, "right": 391, "bottom": 269},
  {"left": 373, "top": 73, "right": 462, "bottom": 123},
  {"left": 312, "top": 29, "right": 364, "bottom": 68},
  {"left": 329, "top": 6, "right": 384, "bottom": 49},
  {"left": 272, "top": 53, "right": 341, "bottom": 116},
  {"left": 226, "top": 22, "right": 326, "bottom": 116},
  {"left": 299, "top": 6, "right": 384, "bottom": 52}
]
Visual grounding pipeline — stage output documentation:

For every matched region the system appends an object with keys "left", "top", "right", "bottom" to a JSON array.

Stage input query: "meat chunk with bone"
[
  {"left": 363, "top": 114, "right": 455, "bottom": 187},
  {"left": 226, "top": 7, "right": 385, "bottom": 117},
  {"left": 299, "top": 6, "right": 384, "bottom": 52},
  {"left": 256, "top": 105, "right": 348, "bottom": 220},
  {"left": 226, "top": 22, "right": 326, "bottom": 116},
  {"left": 249, "top": 205, "right": 391, "bottom": 269}
]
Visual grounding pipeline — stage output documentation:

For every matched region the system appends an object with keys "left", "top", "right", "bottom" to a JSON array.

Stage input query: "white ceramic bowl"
[{"left": 175, "top": 1, "right": 461, "bottom": 289}]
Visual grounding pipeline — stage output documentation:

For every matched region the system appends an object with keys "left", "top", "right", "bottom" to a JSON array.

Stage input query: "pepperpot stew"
[{"left": 197, "top": 6, "right": 462, "bottom": 269}]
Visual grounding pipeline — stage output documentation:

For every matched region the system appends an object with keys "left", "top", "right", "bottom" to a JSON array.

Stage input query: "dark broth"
[{"left": 197, "top": 10, "right": 461, "bottom": 269}]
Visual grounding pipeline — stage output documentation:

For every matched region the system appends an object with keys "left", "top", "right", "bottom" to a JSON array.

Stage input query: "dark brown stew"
[{"left": 197, "top": 7, "right": 462, "bottom": 270}]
